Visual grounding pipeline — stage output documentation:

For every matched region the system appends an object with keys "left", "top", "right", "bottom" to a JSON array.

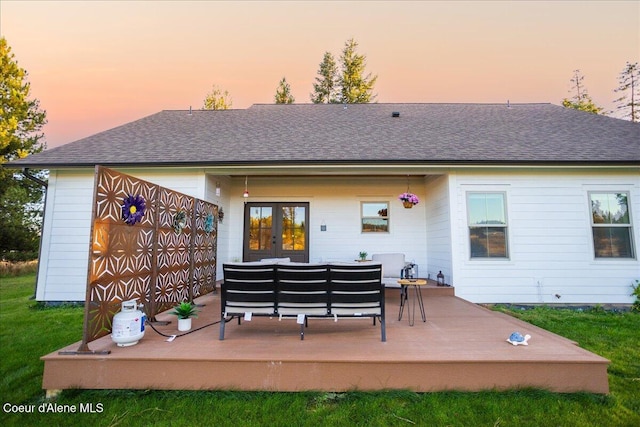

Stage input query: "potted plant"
[
  {"left": 171, "top": 301, "right": 199, "bottom": 331},
  {"left": 398, "top": 192, "right": 419, "bottom": 208},
  {"left": 358, "top": 251, "right": 368, "bottom": 261}
]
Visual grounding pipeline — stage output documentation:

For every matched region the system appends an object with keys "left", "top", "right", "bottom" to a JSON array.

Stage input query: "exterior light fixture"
[{"left": 243, "top": 176, "right": 249, "bottom": 198}]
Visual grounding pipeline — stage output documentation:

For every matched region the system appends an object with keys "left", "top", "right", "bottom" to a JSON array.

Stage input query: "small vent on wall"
[{"left": 392, "top": 111, "right": 400, "bottom": 118}]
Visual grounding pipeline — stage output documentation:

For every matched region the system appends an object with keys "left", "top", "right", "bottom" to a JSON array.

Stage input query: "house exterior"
[{"left": 8, "top": 103, "right": 640, "bottom": 305}]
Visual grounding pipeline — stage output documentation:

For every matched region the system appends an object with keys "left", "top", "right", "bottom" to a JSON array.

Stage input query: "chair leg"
[{"left": 219, "top": 317, "right": 226, "bottom": 340}]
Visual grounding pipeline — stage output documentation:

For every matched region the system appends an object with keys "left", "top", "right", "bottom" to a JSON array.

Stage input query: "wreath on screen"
[
  {"left": 173, "top": 210, "right": 187, "bottom": 234},
  {"left": 121, "top": 194, "right": 146, "bottom": 225}
]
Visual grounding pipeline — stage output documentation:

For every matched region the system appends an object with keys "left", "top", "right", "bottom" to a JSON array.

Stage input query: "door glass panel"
[
  {"left": 281, "top": 206, "right": 306, "bottom": 251},
  {"left": 249, "top": 207, "right": 272, "bottom": 250}
]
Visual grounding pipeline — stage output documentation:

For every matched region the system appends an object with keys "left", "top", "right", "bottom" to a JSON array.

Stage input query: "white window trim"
[
  {"left": 466, "top": 191, "right": 510, "bottom": 260},
  {"left": 588, "top": 191, "right": 636, "bottom": 260},
  {"left": 360, "top": 201, "right": 390, "bottom": 233}
]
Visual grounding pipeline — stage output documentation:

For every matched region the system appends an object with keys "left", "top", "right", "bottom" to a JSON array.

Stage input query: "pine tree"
[
  {"left": 202, "top": 85, "right": 233, "bottom": 110},
  {"left": 561, "top": 69, "right": 603, "bottom": 115},
  {"left": 338, "top": 38, "right": 377, "bottom": 104},
  {"left": 274, "top": 77, "right": 295, "bottom": 104},
  {"left": 310, "top": 52, "right": 338, "bottom": 103},
  {"left": 310, "top": 39, "right": 378, "bottom": 104},
  {"left": 0, "top": 37, "right": 47, "bottom": 258},
  {"left": 613, "top": 62, "right": 639, "bottom": 122}
]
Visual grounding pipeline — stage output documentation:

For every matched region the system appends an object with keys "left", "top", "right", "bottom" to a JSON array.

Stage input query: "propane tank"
[{"left": 111, "top": 299, "right": 146, "bottom": 347}]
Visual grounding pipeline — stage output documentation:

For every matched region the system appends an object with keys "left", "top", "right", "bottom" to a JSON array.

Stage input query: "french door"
[{"left": 243, "top": 202, "right": 309, "bottom": 263}]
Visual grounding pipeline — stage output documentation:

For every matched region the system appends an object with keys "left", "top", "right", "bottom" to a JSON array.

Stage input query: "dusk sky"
[{"left": 2, "top": 1, "right": 638, "bottom": 148}]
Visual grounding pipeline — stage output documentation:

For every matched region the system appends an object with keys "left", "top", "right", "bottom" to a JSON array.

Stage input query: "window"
[
  {"left": 590, "top": 192, "right": 634, "bottom": 258},
  {"left": 361, "top": 202, "right": 389, "bottom": 233},
  {"left": 467, "top": 192, "right": 508, "bottom": 258}
]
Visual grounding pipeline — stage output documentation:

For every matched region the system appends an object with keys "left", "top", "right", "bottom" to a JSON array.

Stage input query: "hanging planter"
[
  {"left": 399, "top": 176, "right": 420, "bottom": 209},
  {"left": 398, "top": 192, "right": 419, "bottom": 208}
]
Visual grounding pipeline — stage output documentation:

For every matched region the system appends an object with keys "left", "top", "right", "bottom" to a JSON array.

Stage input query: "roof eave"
[{"left": 4, "top": 159, "right": 639, "bottom": 170}]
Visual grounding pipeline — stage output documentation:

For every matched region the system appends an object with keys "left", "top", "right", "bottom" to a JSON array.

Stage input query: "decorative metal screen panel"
[
  {"left": 152, "top": 187, "right": 194, "bottom": 314},
  {"left": 192, "top": 199, "right": 218, "bottom": 298},
  {"left": 82, "top": 166, "right": 217, "bottom": 345}
]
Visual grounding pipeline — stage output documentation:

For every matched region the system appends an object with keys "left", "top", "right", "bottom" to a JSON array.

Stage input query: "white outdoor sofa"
[{"left": 371, "top": 253, "right": 411, "bottom": 288}]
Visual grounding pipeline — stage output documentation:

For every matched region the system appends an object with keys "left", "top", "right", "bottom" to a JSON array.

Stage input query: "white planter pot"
[{"left": 178, "top": 318, "right": 192, "bottom": 331}]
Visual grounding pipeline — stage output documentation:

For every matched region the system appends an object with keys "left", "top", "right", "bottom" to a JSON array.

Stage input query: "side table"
[{"left": 397, "top": 279, "right": 427, "bottom": 326}]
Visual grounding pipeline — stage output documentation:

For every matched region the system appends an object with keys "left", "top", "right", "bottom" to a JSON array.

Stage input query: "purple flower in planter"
[
  {"left": 122, "top": 194, "right": 146, "bottom": 225},
  {"left": 398, "top": 192, "right": 420, "bottom": 205}
]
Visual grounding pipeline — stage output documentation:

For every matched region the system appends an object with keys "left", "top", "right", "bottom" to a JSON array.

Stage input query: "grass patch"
[
  {"left": 491, "top": 304, "right": 640, "bottom": 421},
  {"left": 0, "top": 273, "right": 84, "bottom": 404},
  {"left": 1, "top": 274, "right": 639, "bottom": 426}
]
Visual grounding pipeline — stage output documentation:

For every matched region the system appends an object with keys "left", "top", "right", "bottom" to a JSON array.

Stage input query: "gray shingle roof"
[{"left": 8, "top": 103, "right": 640, "bottom": 168}]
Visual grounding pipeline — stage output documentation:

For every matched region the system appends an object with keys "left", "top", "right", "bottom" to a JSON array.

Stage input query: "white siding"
[
  {"left": 120, "top": 168, "right": 206, "bottom": 199},
  {"left": 37, "top": 166, "right": 638, "bottom": 306},
  {"left": 223, "top": 175, "right": 429, "bottom": 269},
  {"left": 36, "top": 169, "right": 94, "bottom": 301},
  {"left": 450, "top": 170, "right": 640, "bottom": 304},
  {"left": 204, "top": 174, "right": 231, "bottom": 281},
  {"left": 425, "top": 174, "right": 452, "bottom": 281}
]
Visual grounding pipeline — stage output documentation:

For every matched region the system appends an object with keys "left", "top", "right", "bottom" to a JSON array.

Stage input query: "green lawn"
[{"left": 1, "top": 273, "right": 639, "bottom": 426}]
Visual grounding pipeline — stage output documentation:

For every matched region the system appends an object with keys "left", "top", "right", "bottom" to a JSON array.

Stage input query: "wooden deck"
[{"left": 42, "top": 285, "right": 610, "bottom": 395}]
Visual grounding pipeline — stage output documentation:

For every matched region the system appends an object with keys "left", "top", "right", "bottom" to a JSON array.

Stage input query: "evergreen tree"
[
  {"left": 0, "top": 37, "right": 47, "bottom": 258},
  {"left": 310, "top": 39, "right": 377, "bottom": 104},
  {"left": 274, "top": 77, "right": 295, "bottom": 104},
  {"left": 337, "top": 38, "right": 377, "bottom": 103},
  {"left": 561, "top": 69, "right": 603, "bottom": 115},
  {"left": 310, "top": 52, "right": 338, "bottom": 103},
  {"left": 202, "top": 85, "right": 233, "bottom": 110},
  {"left": 613, "top": 62, "right": 639, "bottom": 122}
]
